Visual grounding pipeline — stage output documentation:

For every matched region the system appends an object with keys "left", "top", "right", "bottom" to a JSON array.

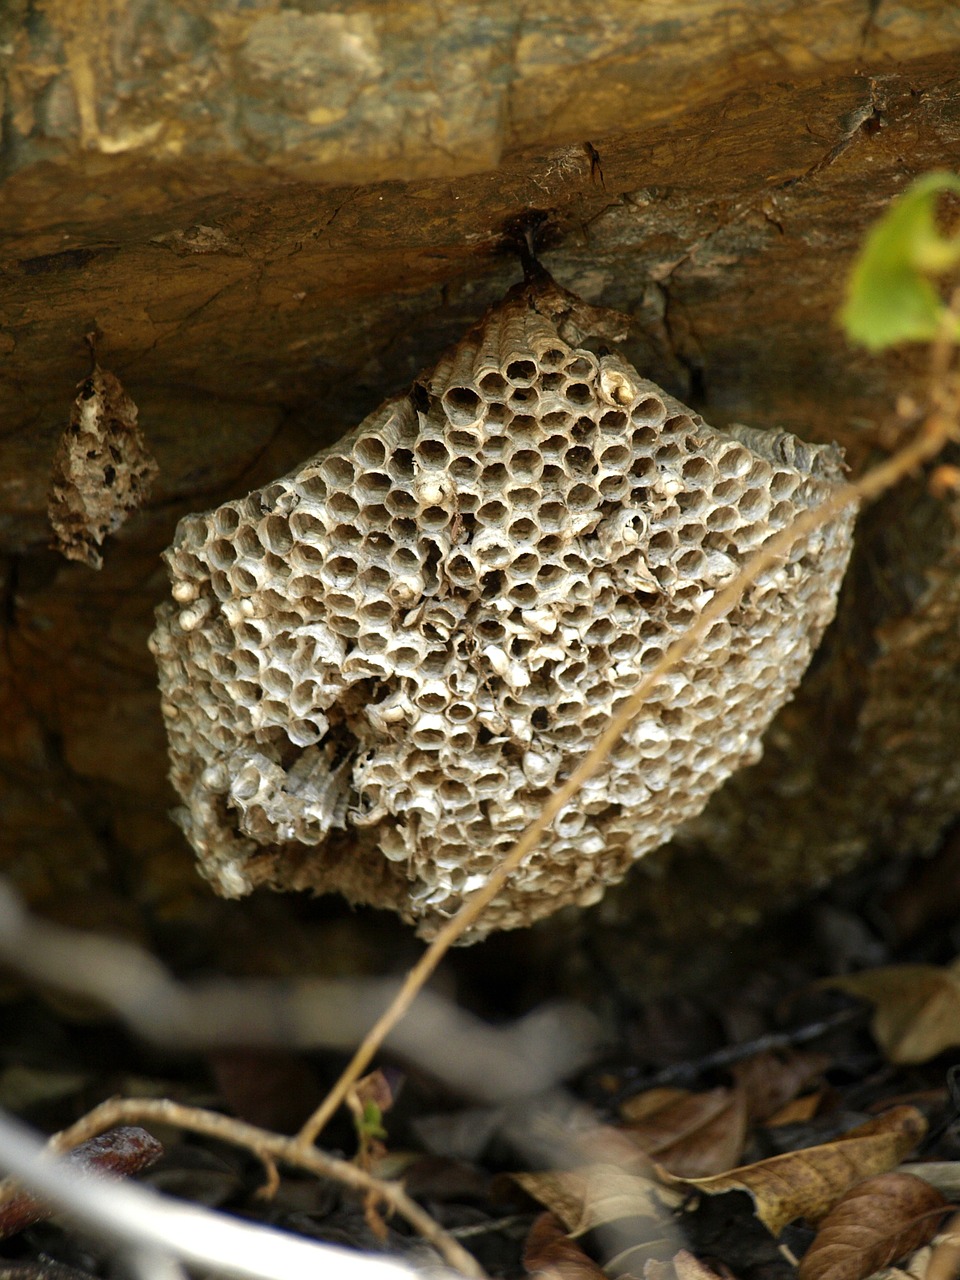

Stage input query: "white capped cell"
[
  {"left": 172, "top": 580, "right": 200, "bottom": 603},
  {"left": 524, "top": 607, "right": 558, "bottom": 634},
  {"left": 178, "top": 599, "right": 213, "bottom": 632},
  {"left": 482, "top": 645, "right": 510, "bottom": 677}
]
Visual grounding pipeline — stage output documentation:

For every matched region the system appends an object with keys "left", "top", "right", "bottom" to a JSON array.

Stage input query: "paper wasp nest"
[
  {"left": 49, "top": 361, "right": 157, "bottom": 570},
  {"left": 151, "top": 275, "right": 856, "bottom": 941}
]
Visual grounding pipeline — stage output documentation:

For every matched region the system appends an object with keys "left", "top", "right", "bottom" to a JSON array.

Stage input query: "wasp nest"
[
  {"left": 49, "top": 359, "right": 157, "bottom": 570},
  {"left": 151, "top": 274, "right": 856, "bottom": 941}
]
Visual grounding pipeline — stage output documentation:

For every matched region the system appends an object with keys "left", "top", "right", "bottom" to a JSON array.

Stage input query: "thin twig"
[
  {"left": 40, "top": 1098, "right": 484, "bottom": 1279},
  {"left": 56, "top": 1109, "right": 466, "bottom": 1264},
  {"left": 608, "top": 1004, "right": 867, "bottom": 1102},
  {"left": 0, "top": 1107, "right": 410, "bottom": 1280},
  {"left": 294, "top": 347, "right": 959, "bottom": 1152}
]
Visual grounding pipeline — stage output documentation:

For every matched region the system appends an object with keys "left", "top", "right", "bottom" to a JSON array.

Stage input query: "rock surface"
[{"left": 1, "top": 1, "right": 959, "bottom": 977}]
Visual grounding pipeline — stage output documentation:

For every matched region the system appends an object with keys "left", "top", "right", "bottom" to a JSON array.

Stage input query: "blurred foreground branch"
[{"left": 0, "top": 880, "right": 598, "bottom": 1104}]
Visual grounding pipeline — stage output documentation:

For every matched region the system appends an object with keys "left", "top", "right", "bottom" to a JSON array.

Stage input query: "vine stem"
[
  {"left": 40, "top": 1097, "right": 485, "bottom": 1278},
  {"left": 293, "top": 340, "right": 959, "bottom": 1154}
]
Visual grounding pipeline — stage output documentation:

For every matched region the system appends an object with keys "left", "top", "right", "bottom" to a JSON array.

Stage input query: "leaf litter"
[
  {"left": 3, "top": 808, "right": 960, "bottom": 1280},
  {"left": 5, "top": 845, "right": 960, "bottom": 1280},
  {"left": 823, "top": 963, "right": 960, "bottom": 1064},
  {"left": 797, "top": 1173, "right": 949, "bottom": 1280},
  {"left": 658, "top": 1107, "right": 928, "bottom": 1236}
]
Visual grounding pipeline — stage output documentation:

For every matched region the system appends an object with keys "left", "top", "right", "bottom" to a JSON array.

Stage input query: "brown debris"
[
  {"left": 620, "top": 1086, "right": 749, "bottom": 1178},
  {"left": 0, "top": 1126, "right": 163, "bottom": 1240},
  {"left": 824, "top": 961, "right": 960, "bottom": 1065}
]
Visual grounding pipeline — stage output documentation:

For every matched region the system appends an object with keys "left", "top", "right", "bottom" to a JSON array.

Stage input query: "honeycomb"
[{"left": 150, "top": 274, "right": 856, "bottom": 942}]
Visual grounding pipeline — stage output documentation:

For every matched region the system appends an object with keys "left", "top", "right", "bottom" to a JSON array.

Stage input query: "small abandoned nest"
[
  {"left": 151, "top": 274, "right": 856, "bottom": 941},
  {"left": 49, "top": 360, "right": 157, "bottom": 570}
]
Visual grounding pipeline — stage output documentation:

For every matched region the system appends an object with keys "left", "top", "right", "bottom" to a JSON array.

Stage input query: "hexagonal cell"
[{"left": 442, "top": 386, "right": 484, "bottom": 427}]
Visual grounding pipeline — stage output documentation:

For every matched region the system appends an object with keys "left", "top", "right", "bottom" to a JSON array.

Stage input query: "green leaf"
[
  {"left": 360, "top": 1100, "right": 387, "bottom": 1140},
  {"left": 841, "top": 171, "right": 960, "bottom": 351}
]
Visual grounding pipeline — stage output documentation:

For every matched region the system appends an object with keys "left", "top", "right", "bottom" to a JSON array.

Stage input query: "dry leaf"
[
  {"left": 206, "top": 1049, "right": 321, "bottom": 1133},
  {"left": 899, "top": 1162, "right": 960, "bottom": 1198},
  {"left": 620, "top": 1087, "right": 748, "bottom": 1177},
  {"left": 658, "top": 1105, "right": 927, "bottom": 1237},
  {"left": 926, "top": 1210, "right": 960, "bottom": 1280},
  {"left": 524, "top": 1211, "right": 606, "bottom": 1280},
  {"left": 621, "top": 1088, "right": 689, "bottom": 1126},
  {"left": 641, "top": 1251, "right": 727, "bottom": 1280},
  {"left": 48, "top": 350, "right": 157, "bottom": 569},
  {"left": 605, "top": 1232, "right": 695, "bottom": 1280},
  {"left": 672, "top": 1251, "right": 728, "bottom": 1280},
  {"left": 883, "top": 1243, "right": 934, "bottom": 1280},
  {"left": 766, "top": 1092, "right": 824, "bottom": 1127},
  {"left": 824, "top": 965, "right": 960, "bottom": 1064},
  {"left": 572, "top": 1121, "right": 660, "bottom": 1174},
  {"left": 859, "top": 1244, "right": 935, "bottom": 1280},
  {"left": 732, "top": 1051, "right": 830, "bottom": 1122},
  {"left": 513, "top": 1164, "right": 679, "bottom": 1238},
  {"left": 0, "top": 1126, "right": 162, "bottom": 1240},
  {"left": 798, "top": 1172, "right": 948, "bottom": 1280}
]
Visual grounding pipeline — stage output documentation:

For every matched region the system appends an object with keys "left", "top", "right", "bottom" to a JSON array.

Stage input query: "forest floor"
[{"left": 1, "top": 825, "right": 960, "bottom": 1280}]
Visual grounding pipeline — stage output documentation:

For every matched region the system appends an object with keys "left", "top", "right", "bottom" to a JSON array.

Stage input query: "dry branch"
[
  {"left": 294, "top": 342, "right": 960, "bottom": 1150},
  {"left": 0, "top": 880, "right": 596, "bottom": 1102},
  {"left": 38, "top": 1097, "right": 484, "bottom": 1278},
  {"left": 0, "top": 1106, "right": 418, "bottom": 1280}
]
